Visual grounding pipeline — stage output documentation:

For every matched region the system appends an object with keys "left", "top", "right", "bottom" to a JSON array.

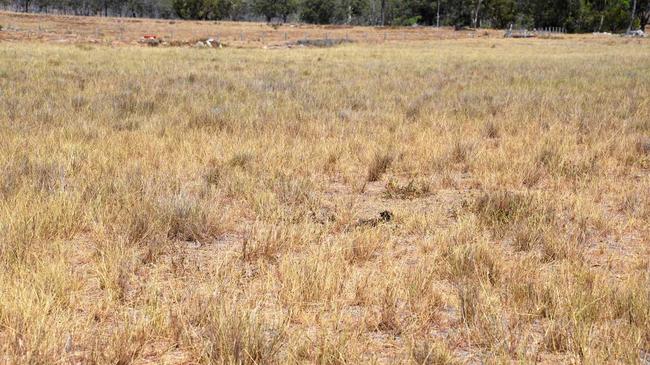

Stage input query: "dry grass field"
[
  {"left": 1, "top": 12, "right": 650, "bottom": 365},
  {"left": 0, "top": 11, "right": 501, "bottom": 47}
]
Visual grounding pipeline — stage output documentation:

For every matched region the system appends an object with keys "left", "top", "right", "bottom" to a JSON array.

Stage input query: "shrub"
[{"left": 384, "top": 179, "right": 431, "bottom": 199}]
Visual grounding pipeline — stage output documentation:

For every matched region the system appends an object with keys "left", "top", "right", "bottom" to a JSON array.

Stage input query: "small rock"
[{"left": 625, "top": 30, "right": 646, "bottom": 38}]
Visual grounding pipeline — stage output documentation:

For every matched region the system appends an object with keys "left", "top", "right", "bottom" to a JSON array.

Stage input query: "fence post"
[
  {"left": 240, "top": 31, "right": 244, "bottom": 41},
  {"left": 284, "top": 32, "right": 288, "bottom": 41}
]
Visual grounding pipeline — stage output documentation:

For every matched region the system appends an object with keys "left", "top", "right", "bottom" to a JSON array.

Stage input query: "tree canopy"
[{"left": 4, "top": 0, "right": 648, "bottom": 32}]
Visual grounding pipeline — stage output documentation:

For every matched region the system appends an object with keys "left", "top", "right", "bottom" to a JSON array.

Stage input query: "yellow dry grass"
[{"left": 1, "top": 22, "right": 649, "bottom": 364}]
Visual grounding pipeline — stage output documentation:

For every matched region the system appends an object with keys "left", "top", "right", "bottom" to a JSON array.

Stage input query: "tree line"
[{"left": 2, "top": 0, "right": 648, "bottom": 32}]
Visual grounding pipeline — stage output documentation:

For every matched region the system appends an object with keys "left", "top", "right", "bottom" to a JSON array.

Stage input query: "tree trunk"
[
  {"left": 473, "top": 0, "right": 483, "bottom": 29},
  {"left": 628, "top": 0, "right": 638, "bottom": 32},
  {"left": 597, "top": 14, "right": 604, "bottom": 32},
  {"left": 380, "top": 0, "right": 386, "bottom": 26},
  {"left": 436, "top": 0, "right": 440, "bottom": 27}
]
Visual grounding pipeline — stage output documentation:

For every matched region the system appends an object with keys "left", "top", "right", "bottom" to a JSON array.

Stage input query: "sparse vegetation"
[{"left": 0, "top": 17, "right": 649, "bottom": 364}]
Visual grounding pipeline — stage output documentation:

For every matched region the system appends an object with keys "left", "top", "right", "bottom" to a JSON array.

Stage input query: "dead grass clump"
[
  {"left": 93, "top": 241, "right": 132, "bottom": 302},
  {"left": 70, "top": 95, "right": 87, "bottom": 111},
  {"left": 242, "top": 222, "right": 316, "bottom": 263},
  {"left": 200, "top": 309, "right": 285, "bottom": 364},
  {"left": 404, "top": 264, "right": 444, "bottom": 326},
  {"left": 535, "top": 144, "right": 599, "bottom": 180},
  {"left": 291, "top": 330, "right": 353, "bottom": 364},
  {"left": 177, "top": 295, "right": 287, "bottom": 364},
  {"left": 384, "top": 179, "right": 431, "bottom": 199},
  {"left": 410, "top": 341, "right": 457, "bottom": 365},
  {"left": 611, "top": 273, "right": 650, "bottom": 328},
  {"left": 89, "top": 321, "right": 151, "bottom": 363},
  {"left": 374, "top": 286, "right": 403, "bottom": 335},
  {"left": 536, "top": 145, "right": 560, "bottom": 170},
  {"left": 540, "top": 234, "right": 583, "bottom": 263},
  {"left": 367, "top": 151, "right": 394, "bottom": 182},
  {"left": 0, "top": 158, "right": 27, "bottom": 199},
  {"left": 272, "top": 173, "right": 314, "bottom": 208},
  {"left": 521, "top": 164, "right": 545, "bottom": 188},
  {"left": 448, "top": 141, "right": 473, "bottom": 165},
  {"left": 483, "top": 120, "right": 500, "bottom": 139},
  {"left": 456, "top": 281, "right": 507, "bottom": 348},
  {"left": 112, "top": 91, "right": 152, "bottom": 118},
  {"left": 123, "top": 203, "right": 160, "bottom": 246},
  {"left": 405, "top": 91, "right": 436, "bottom": 121},
  {"left": 342, "top": 229, "right": 387, "bottom": 264},
  {"left": 512, "top": 223, "right": 545, "bottom": 252},
  {"left": 323, "top": 150, "right": 340, "bottom": 174},
  {"left": 277, "top": 249, "right": 347, "bottom": 306},
  {"left": 472, "top": 191, "right": 538, "bottom": 235},
  {"left": 160, "top": 192, "right": 221, "bottom": 242},
  {"left": 560, "top": 153, "right": 599, "bottom": 181},
  {"left": 542, "top": 319, "right": 584, "bottom": 354},
  {"left": 1, "top": 157, "right": 66, "bottom": 195},
  {"left": 111, "top": 118, "right": 141, "bottom": 132},
  {"left": 203, "top": 161, "right": 222, "bottom": 187},
  {"left": 187, "top": 107, "right": 231, "bottom": 131},
  {"left": 618, "top": 190, "right": 650, "bottom": 219},
  {"left": 229, "top": 151, "right": 254, "bottom": 169},
  {"left": 635, "top": 136, "right": 650, "bottom": 155},
  {"left": 445, "top": 241, "right": 502, "bottom": 285},
  {"left": 1, "top": 194, "right": 84, "bottom": 266}
]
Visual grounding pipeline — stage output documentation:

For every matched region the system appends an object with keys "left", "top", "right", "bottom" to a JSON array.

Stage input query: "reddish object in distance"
[{"left": 143, "top": 34, "right": 159, "bottom": 39}]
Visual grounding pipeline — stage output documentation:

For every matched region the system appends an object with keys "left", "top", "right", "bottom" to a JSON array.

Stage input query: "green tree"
[
  {"left": 173, "top": 0, "right": 231, "bottom": 19},
  {"left": 485, "top": 0, "right": 517, "bottom": 28},
  {"left": 639, "top": 0, "right": 649, "bottom": 29},
  {"left": 253, "top": 0, "right": 298, "bottom": 22},
  {"left": 300, "top": 0, "right": 338, "bottom": 23}
]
